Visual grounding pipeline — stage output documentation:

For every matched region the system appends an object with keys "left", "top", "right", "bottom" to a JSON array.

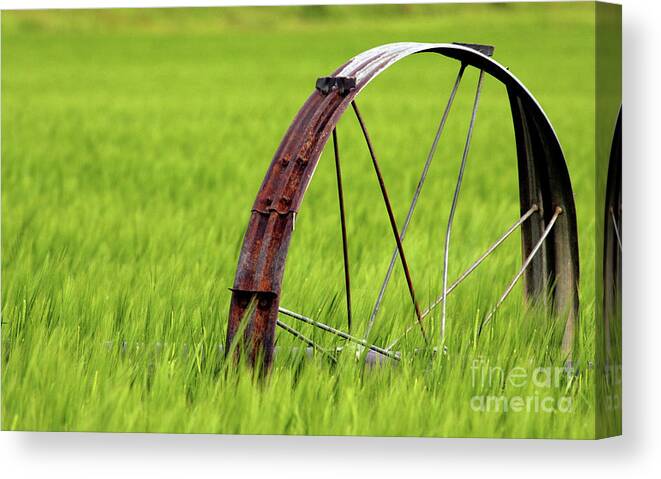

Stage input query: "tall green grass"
[{"left": 2, "top": 3, "right": 605, "bottom": 437}]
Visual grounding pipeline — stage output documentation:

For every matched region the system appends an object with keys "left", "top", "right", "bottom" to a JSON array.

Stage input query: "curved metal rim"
[
  {"left": 226, "top": 42, "right": 580, "bottom": 368},
  {"left": 602, "top": 108, "right": 622, "bottom": 359}
]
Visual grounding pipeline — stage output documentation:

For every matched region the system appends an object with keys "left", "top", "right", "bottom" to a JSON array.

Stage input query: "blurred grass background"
[{"left": 1, "top": 3, "right": 602, "bottom": 437}]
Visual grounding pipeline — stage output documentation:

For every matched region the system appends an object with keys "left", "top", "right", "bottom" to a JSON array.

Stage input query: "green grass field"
[{"left": 2, "top": 3, "right": 607, "bottom": 437}]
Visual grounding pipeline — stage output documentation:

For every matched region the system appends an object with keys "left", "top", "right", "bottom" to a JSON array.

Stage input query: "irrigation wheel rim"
[{"left": 225, "top": 42, "right": 580, "bottom": 370}]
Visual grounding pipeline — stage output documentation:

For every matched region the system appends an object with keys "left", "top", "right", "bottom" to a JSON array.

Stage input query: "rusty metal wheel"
[{"left": 225, "top": 42, "right": 580, "bottom": 371}]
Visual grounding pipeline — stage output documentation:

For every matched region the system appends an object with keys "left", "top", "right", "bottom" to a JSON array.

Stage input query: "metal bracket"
[
  {"left": 452, "top": 42, "right": 495, "bottom": 57},
  {"left": 251, "top": 207, "right": 297, "bottom": 216},
  {"left": 316, "top": 76, "right": 357, "bottom": 96}
]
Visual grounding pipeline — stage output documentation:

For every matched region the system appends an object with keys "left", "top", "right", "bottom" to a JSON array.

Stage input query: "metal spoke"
[
  {"left": 427, "top": 204, "right": 539, "bottom": 316},
  {"left": 279, "top": 307, "right": 399, "bottom": 360},
  {"left": 440, "top": 68, "right": 486, "bottom": 341},
  {"left": 365, "top": 64, "right": 467, "bottom": 340},
  {"left": 610, "top": 207, "right": 622, "bottom": 251},
  {"left": 386, "top": 204, "right": 538, "bottom": 350},
  {"left": 276, "top": 319, "right": 337, "bottom": 363},
  {"left": 332, "top": 128, "right": 353, "bottom": 332},
  {"left": 351, "top": 100, "right": 428, "bottom": 344},
  {"left": 481, "top": 206, "right": 563, "bottom": 329}
]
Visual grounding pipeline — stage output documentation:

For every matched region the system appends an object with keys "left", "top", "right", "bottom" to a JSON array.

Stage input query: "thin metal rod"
[
  {"left": 426, "top": 204, "right": 539, "bottom": 317},
  {"left": 386, "top": 204, "right": 538, "bottom": 350},
  {"left": 332, "top": 128, "right": 352, "bottom": 332},
  {"left": 440, "top": 69, "right": 486, "bottom": 341},
  {"left": 276, "top": 319, "right": 337, "bottom": 363},
  {"left": 279, "top": 307, "right": 399, "bottom": 360},
  {"left": 365, "top": 64, "right": 467, "bottom": 339},
  {"left": 351, "top": 100, "right": 428, "bottom": 344},
  {"left": 481, "top": 206, "right": 563, "bottom": 328},
  {"left": 610, "top": 207, "right": 622, "bottom": 251}
]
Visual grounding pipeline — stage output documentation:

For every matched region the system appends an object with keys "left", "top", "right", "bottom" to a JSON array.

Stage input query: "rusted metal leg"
[
  {"left": 365, "top": 64, "right": 466, "bottom": 340},
  {"left": 351, "top": 100, "right": 428, "bottom": 344},
  {"left": 440, "top": 69, "right": 485, "bottom": 342},
  {"left": 481, "top": 206, "right": 563, "bottom": 329},
  {"left": 332, "top": 128, "right": 352, "bottom": 332},
  {"left": 226, "top": 290, "right": 278, "bottom": 372}
]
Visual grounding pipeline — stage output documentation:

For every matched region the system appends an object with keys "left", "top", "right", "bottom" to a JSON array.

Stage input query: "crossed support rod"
[
  {"left": 386, "top": 203, "right": 539, "bottom": 350},
  {"left": 440, "top": 68, "right": 485, "bottom": 341},
  {"left": 279, "top": 307, "right": 400, "bottom": 360},
  {"left": 274, "top": 202, "right": 557, "bottom": 359},
  {"left": 364, "top": 63, "right": 467, "bottom": 340},
  {"left": 276, "top": 319, "right": 337, "bottom": 364},
  {"left": 351, "top": 101, "right": 429, "bottom": 344},
  {"left": 332, "top": 129, "right": 352, "bottom": 332},
  {"left": 274, "top": 203, "right": 560, "bottom": 360}
]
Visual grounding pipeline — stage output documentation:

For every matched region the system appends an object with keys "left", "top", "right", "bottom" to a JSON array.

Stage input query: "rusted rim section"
[{"left": 226, "top": 42, "right": 580, "bottom": 369}]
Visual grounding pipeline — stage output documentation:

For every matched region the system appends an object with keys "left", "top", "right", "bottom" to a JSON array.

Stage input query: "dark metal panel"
[
  {"left": 603, "top": 109, "right": 622, "bottom": 361},
  {"left": 508, "top": 89, "right": 580, "bottom": 355}
]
